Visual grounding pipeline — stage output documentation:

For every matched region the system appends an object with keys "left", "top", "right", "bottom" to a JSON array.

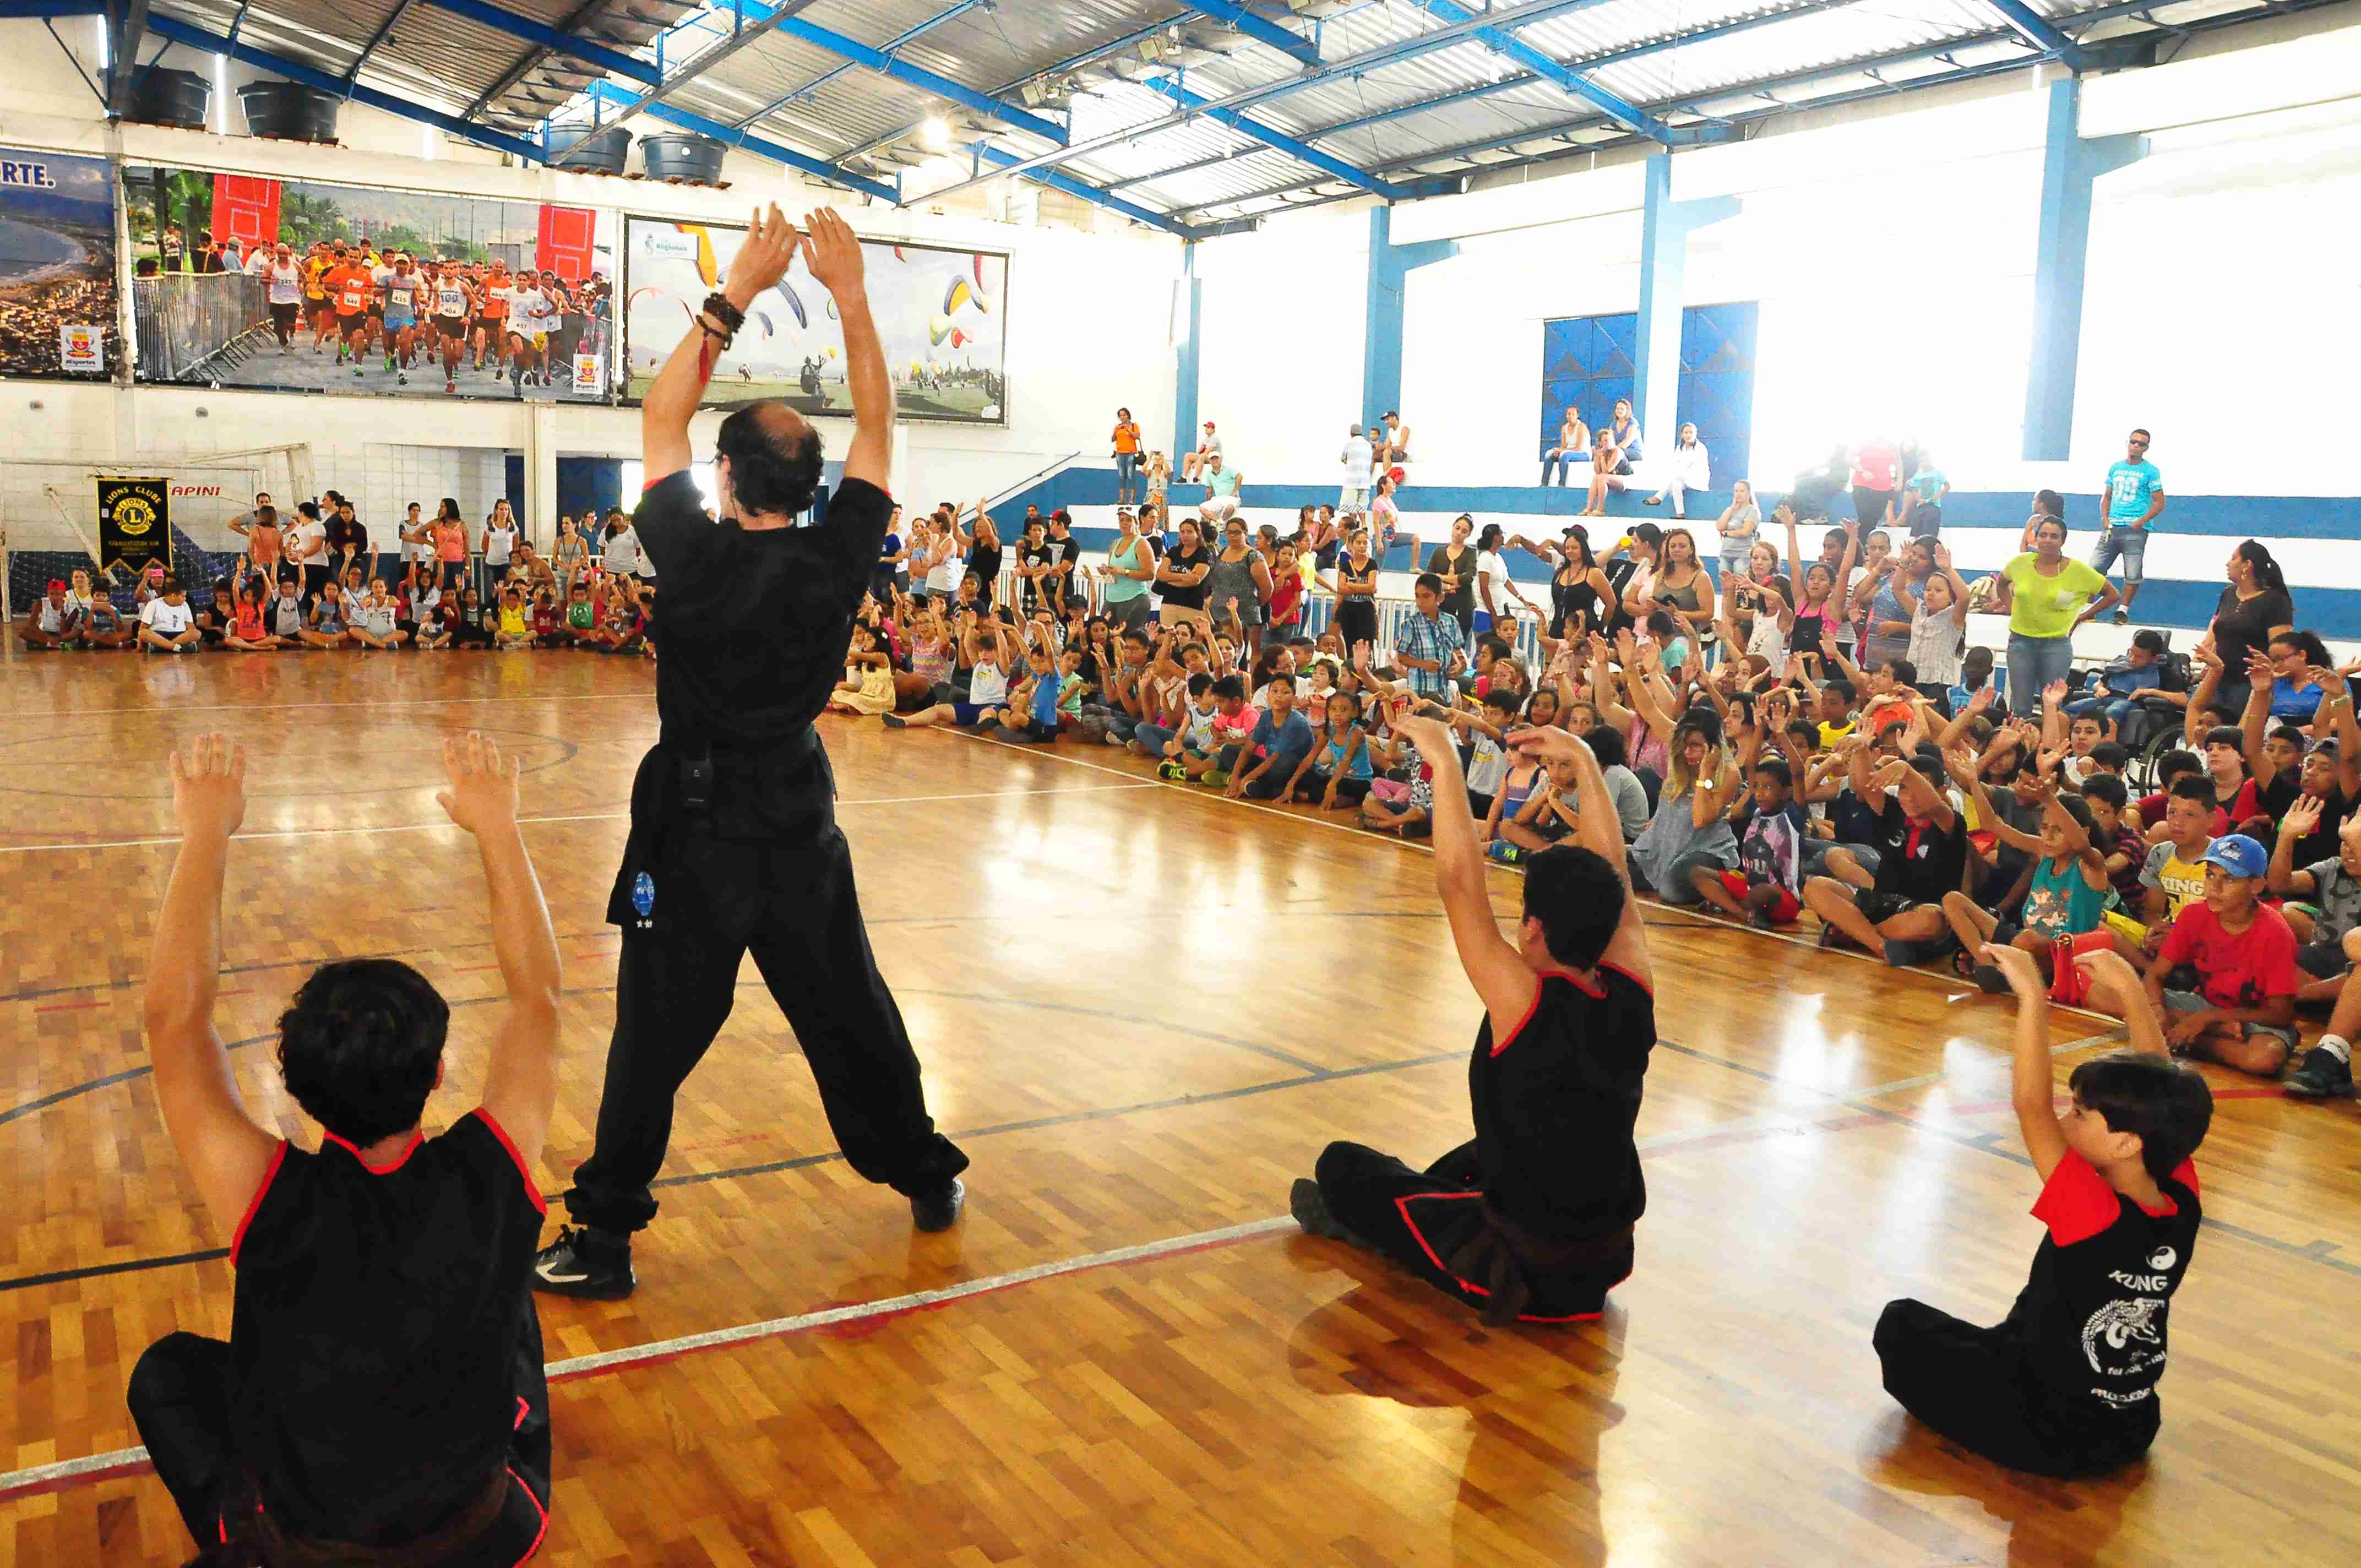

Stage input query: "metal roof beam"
[
  {"left": 417, "top": 0, "right": 661, "bottom": 87},
  {"left": 712, "top": 0, "right": 1065, "bottom": 144},
  {"left": 1188, "top": 0, "right": 1323, "bottom": 66},
  {"left": 1401, "top": 0, "right": 1669, "bottom": 141},
  {"left": 1147, "top": 73, "right": 1405, "bottom": 197},
  {"left": 104, "top": 0, "right": 150, "bottom": 117},
  {"left": 728, "top": 0, "right": 986, "bottom": 129},
  {"left": 342, "top": 0, "right": 420, "bottom": 88},
  {"left": 897, "top": 0, "right": 1625, "bottom": 200},
  {"left": 1981, "top": 0, "right": 2095, "bottom": 73},
  {"left": 140, "top": 10, "right": 550, "bottom": 161},
  {"left": 966, "top": 144, "right": 1197, "bottom": 237},
  {"left": 580, "top": 79, "right": 896, "bottom": 198}
]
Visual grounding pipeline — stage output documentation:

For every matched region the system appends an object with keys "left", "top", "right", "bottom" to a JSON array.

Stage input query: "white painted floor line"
[
  {"left": 0, "top": 782, "right": 1158, "bottom": 855},
  {"left": 0, "top": 1215, "right": 1296, "bottom": 1504}
]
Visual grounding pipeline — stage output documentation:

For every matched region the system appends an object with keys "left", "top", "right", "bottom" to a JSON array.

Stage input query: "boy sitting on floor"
[
  {"left": 2139, "top": 833, "right": 2300, "bottom": 1077},
  {"left": 1692, "top": 753, "right": 1807, "bottom": 929},
  {"left": 1875, "top": 944, "right": 2210, "bottom": 1477},
  {"left": 1800, "top": 736, "right": 1965, "bottom": 967}
]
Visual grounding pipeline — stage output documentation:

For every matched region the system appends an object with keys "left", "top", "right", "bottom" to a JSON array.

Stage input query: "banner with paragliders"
[{"left": 622, "top": 217, "right": 1007, "bottom": 423}]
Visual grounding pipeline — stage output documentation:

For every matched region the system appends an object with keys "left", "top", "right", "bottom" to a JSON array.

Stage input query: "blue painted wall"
[{"left": 1540, "top": 302, "right": 1758, "bottom": 488}]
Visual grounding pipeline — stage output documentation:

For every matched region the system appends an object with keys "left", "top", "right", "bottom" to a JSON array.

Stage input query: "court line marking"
[
  {"left": 0, "top": 782, "right": 1158, "bottom": 855},
  {"left": 939, "top": 727, "right": 2129, "bottom": 1030}
]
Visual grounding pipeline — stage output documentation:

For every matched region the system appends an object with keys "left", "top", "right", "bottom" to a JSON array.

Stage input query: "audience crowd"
[{"left": 18, "top": 428, "right": 2361, "bottom": 1098}]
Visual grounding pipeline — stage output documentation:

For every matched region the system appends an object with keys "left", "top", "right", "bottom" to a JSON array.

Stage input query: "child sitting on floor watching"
[
  {"left": 2140, "top": 834, "right": 2300, "bottom": 1077},
  {"left": 1692, "top": 754, "right": 1807, "bottom": 928}
]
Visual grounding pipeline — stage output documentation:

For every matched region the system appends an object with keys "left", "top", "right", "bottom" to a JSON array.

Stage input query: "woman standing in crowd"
[
  {"left": 1541, "top": 405, "right": 1590, "bottom": 487},
  {"left": 1100, "top": 507, "right": 1157, "bottom": 633},
  {"left": 1629, "top": 527, "right": 1716, "bottom": 656},
  {"left": 430, "top": 499, "right": 470, "bottom": 594},
  {"left": 1112, "top": 407, "right": 1143, "bottom": 506},
  {"left": 1542, "top": 529, "right": 1615, "bottom": 647},
  {"left": 1208, "top": 518, "right": 1274, "bottom": 657},
  {"left": 1473, "top": 524, "right": 1531, "bottom": 636},
  {"left": 1156, "top": 516, "right": 1214, "bottom": 634},
  {"left": 552, "top": 515, "right": 587, "bottom": 579},
  {"left": 2202, "top": 541, "right": 2297, "bottom": 716},
  {"left": 955, "top": 501, "right": 1004, "bottom": 609},
  {"left": 1323, "top": 528, "right": 1381, "bottom": 656},
  {"left": 1712, "top": 481, "right": 1761, "bottom": 582},
  {"left": 1989, "top": 514, "right": 2115, "bottom": 698},
  {"left": 480, "top": 499, "right": 518, "bottom": 600}
]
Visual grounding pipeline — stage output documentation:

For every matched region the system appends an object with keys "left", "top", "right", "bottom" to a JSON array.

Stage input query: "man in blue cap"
[{"left": 2141, "top": 833, "right": 2300, "bottom": 1076}]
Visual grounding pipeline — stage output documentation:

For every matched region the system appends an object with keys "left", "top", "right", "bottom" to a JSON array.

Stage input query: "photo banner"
[
  {"left": 123, "top": 163, "right": 617, "bottom": 402},
  {"left": 0, "top": 146, "right": 119, "bottom": 378},
  {"left": 623, "top": 217, "right": 1007, "bottom": 423},
  {"left": 97, "top": 477, "right": 172, "bottom": 579}
]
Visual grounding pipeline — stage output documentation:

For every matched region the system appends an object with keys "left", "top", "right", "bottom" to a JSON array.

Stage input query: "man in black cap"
[{"left": 534, "top": 206, "right": 968, "bottom": 1299}]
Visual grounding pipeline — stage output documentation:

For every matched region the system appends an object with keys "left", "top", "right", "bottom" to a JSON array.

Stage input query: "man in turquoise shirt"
[{"left": 2091, "top": 427, "right": 2165, "bottom": 625}]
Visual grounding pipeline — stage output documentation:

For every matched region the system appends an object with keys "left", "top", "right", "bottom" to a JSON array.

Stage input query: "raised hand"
[
  {"left": 799, "top": 206, "right": 867, "bottom": 301},
  {"left": 169, "top": 733, "right": 248, "bottom": 842},
  {"left": 436, "top": 731, "right": 520, "bottom": 837},
  {"left": 727, "top": 204, "right": 799, "bottom": 301},
  {"left": 2283, "top": 792, "right": 2326, "bottom": 839}
]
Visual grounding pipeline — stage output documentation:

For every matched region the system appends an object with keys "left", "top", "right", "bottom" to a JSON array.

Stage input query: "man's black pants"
[
  {"left": 1873, "top": 1298, "right": 2153, "bottom": 1478},
  {"left": 127, "top": 1312, "right": 551, "bottom": 1553},
  {"left": 566, "top": 824, "right": 968, "bottom": 1235}
]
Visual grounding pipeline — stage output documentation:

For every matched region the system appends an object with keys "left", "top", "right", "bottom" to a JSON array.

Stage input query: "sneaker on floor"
[
  {"left": 1883, "top": 935, "right": 1947, "bottom": 968},
  {"left": 1158, "top": 762, "right": 1186, "bottom": 781},
  {"left": 532, "top": 1224, "right": 635, "bottom": 1299},
  {"left": 1102, "top": 732, "right": 1127, "bottom": 747},
  {"left": 1971, "top": 963, "right": 2011, "bottom": 994},
  {"left": 910, "top": 1178, "right": 965, "bottom": 1233},
  {"left": 1748, "top": 911, "right": 1781, "bottom": 930},
  {"left": 1290, "top": 1179, "right": 1358, "bottom": 1244},
  {"left": 1200, "top": 769, "right": 1230, "bottom": 788},
  {"left": 881, "top": 714, "right": 909, "bottom": 729},
  {"left": 2284, "top": 1046, "right": 2354, "bottom": 1099}
]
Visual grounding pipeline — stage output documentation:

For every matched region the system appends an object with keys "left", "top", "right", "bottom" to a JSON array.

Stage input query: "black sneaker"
[
  {"left": 1290, "top": 1179, "right": 1360, "bottom": 1245},
  {"left": 911, "top": 1178, "right": 965, "bottom": 1232},
  {"left": 1972, "top": 963, "right": 2011, "bottom": 994},
  {"left": 532, "top": 1224, "right": 635, "bottom": 1298},
  {"left": 1883, "top": 935, "right": 1947, "bottom": 968},
  {"left": 2284, "top": 1047, "right": 2354, "bottom": 1099}
]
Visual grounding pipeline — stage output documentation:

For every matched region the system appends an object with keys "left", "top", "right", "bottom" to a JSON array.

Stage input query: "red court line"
[{"left": 34, "top": 1000, "right": 108, "bottom": 1014}]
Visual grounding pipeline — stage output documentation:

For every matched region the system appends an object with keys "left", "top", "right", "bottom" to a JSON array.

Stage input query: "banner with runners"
[
  {"left": 622, "top": 216, "right": 1008, "bottom": 424},
  {"left": 121, "top": 162, "right": 617, "bottom": 402},
  {"left": 0, "top": 146, "right": 119, "bottom": 379}
]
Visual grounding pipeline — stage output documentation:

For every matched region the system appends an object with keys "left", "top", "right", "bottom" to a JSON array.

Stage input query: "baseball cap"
[{"left": 2199, "top": 834, "right": 2268, "bottom": 879}]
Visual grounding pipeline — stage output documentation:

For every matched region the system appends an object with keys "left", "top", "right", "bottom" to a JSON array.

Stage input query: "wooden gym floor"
[{"left": 2, "top": 647, "right": 2357, "bottom": 1567}]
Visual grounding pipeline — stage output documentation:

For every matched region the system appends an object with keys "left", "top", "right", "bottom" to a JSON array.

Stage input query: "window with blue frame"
[{"left": 1540, "top": 302, "right": 1758, "bottom": 492}]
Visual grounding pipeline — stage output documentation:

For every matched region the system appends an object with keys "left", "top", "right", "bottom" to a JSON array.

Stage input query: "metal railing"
[{"left": 132, "top": 273, "right": 269, "bottom": 383}]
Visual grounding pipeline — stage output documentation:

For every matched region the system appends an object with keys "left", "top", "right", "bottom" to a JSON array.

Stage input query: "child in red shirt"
[{"left": 2145, "top": 834, "right": 2300, "bottom": 1076}]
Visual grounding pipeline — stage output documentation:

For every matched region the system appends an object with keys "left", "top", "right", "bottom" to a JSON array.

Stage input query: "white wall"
[
  {"left": 0, "top": 17, "right": 1185, "bottom": 527},
  {"left": 1193, "top": 206, "right": 1368, "bottom": 481}
]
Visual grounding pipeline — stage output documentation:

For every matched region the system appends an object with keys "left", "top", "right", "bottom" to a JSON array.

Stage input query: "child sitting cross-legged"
[
  {"left": 1153, "top": 674, "right": 1227, "bottom": 781},
  {"left": 1800, "top": 736, "right": 1966, "bottom": 967},
  {"left": 1941, "top": 781, "right": 2112, "bottom": 998},
  {"left": 886, "top": 617, "right": 1019, "bottom": 732},
  {"left": 1286, "top": 691, "right": 1375, "bottom": 809},
  {"left": 1691, "top": 753, "right": 1808, "bottom": 928},
  {"left": 1219, "top": 674, "right": 1313, "bottom": 799},
  {"left": 1875, "top": 944, "right": 2211, "bottom": 1478},
  {"left": 2138, "top": 833, "right": 2301, "bottom": 1077}
]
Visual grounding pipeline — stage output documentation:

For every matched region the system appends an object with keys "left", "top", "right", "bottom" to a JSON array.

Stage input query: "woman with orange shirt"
[{"left": 1111, "top": 406, "right": 1143, "bottom": 506}]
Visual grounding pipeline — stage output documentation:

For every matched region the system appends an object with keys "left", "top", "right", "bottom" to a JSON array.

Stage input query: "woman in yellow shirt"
[
  {"left": 1987, "top": 515, "right": 2116, "bottom": 701},
  {"left": 1111, "top": 407, "right": 1143, "bottom": 507}
]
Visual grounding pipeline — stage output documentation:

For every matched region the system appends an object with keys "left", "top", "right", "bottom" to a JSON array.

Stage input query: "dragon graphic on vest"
[{"left": 2081, "top": 1297, "right": 2163, "bottom": 1374}]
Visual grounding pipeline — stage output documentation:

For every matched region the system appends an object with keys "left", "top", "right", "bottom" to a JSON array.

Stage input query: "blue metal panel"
[
  {"left": 1982, "top": 0, "right": 2095, "bottom": 73},
  {"left": 416, "top": 0, "right": 661, "bottom": 86},
  {"left": 1404, "top": 0, "right": 1671, "bottom": 143},
  {"left": 2023, "top": 79, "right": 2146, "bottom": 460},
  {"left": 583, "top": 80, "right": 900, "bottom": 200},
  {"left": 140, "top": 12, "right": 549, "bottom": 162},
  {"left": 1541, "top": 303, "right": 1754, "bottom": 491}
]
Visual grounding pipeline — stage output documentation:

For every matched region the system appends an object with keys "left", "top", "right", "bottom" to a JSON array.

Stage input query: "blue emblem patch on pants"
[{"left": 632, "top": 872, "right": 656, "bottom": 917}]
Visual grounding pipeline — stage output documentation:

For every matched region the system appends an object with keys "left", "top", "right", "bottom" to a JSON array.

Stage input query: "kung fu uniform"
[
  {"left": 1875, "top": 1151, "right": 2200, "bottom": 1477},
  {"left": 565, "top": 471, "right": 968, "bottom": 1235},
  {"left": 128, "top": 1113, "right": 552, "bottom": 1562},
  {"left": 1314, "top": 966, "right": 1653, "bottom": 1324}
]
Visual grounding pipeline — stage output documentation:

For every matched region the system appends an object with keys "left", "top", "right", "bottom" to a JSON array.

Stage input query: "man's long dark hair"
[{"left": 718, "top": 405, "right": 826, "bottom": 519}]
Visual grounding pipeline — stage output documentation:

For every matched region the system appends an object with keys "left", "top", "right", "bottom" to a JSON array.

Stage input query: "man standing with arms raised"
[{"left": 535, "top": 208, "right": 969, "bottom": 1299}]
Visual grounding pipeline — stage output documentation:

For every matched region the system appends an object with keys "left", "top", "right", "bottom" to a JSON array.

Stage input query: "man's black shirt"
[{"left": 635, "top": 469, "right": 886, "bottom": 749}]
